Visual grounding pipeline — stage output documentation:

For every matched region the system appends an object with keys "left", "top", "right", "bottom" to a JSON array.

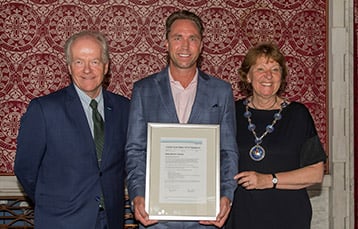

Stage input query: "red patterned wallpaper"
[{"left": 0, "top": 0, "right": 328, "bottom": 175}]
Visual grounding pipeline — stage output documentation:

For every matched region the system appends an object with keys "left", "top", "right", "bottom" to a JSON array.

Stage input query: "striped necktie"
[{"left": 90, "top": 99, "right": 104, "bottom": 166}]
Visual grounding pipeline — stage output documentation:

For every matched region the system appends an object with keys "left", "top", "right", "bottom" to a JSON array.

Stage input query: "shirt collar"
[
  {"left": 73, "top": 84, "right": 103, "bottom": 106},
  {"left": 168, "top": 67, "right": 198, "bottom": 86}
]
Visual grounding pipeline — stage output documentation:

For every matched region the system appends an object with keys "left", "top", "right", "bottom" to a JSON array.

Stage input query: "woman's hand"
[
  {"left": 235, "top": 171, "right": 272, "bottom": 190},
  {"left": 234, "top": 161, "right": 324, "bottom": 190}
]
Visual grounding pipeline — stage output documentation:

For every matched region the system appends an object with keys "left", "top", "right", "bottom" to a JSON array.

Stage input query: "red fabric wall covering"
[{"left": 0, "top": 0, "right": 328, "bottom": 174}]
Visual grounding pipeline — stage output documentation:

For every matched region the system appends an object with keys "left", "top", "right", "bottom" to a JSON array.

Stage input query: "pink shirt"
[{"left": 169, "top": 68, "right": 198, "bottom": 123}]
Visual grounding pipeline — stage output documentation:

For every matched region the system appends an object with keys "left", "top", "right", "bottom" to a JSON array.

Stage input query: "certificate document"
[
  {"left": 145, "top": 123, "right": 220, "bottom": 221},
  {"left": 159, "top": 138, "right": 207, "bottom": 204}
]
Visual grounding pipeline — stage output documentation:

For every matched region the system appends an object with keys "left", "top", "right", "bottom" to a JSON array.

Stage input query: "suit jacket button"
[{"left": 99, "top": 172, "right": 102, "bottom": 176}]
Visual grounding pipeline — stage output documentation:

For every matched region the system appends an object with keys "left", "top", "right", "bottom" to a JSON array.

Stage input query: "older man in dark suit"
[{"left": 14, "top": 31, "right": 129, "bottom": 229}]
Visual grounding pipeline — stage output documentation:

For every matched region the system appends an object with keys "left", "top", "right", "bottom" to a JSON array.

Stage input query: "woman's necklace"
[
  {"left": 251, "top": 96, "right": 277, "bottom": 110},
  {"left": 243, "top": 98, "right": 288, "bottom": 161}
]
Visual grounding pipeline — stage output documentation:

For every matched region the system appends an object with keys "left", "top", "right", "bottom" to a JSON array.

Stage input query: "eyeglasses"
[{"left": 252, "top": 65, "right": 282, "bottom": 75}]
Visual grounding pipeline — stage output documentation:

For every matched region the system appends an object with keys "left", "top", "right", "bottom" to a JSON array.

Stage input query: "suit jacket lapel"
[
  {"left": 66, "top": 85, "right": 93, "bottom": 140},
  {"left": 188, "top": 71, "right": 210, "bottom": 123},
  {"left": 101, "top": 91, "right": 113, "bottom": 166},
  {"left": 155, "top": 68, "right": 179, "bottom": 123},
  {"left": 65, "top": 84, "right": 101, "bottom": 167}
]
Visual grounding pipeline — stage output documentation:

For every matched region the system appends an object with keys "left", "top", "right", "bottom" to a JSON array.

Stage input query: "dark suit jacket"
[
  {"left": 126, "top": 67, "right": 238, "bottom": 204},
  {"left": 14, "top": 83, "right": 129, "bottom": 229}
]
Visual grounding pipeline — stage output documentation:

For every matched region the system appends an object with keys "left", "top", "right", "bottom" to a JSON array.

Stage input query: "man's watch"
[{"left": 272, "top": 173, "right": 278, "bottom": 189}]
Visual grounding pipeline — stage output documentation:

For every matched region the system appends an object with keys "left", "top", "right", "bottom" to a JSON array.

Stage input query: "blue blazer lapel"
[
  {"left": 188, "top": 71, "right": 210, "bottom": 123},
  {"left": 155, "top": 68, "right": 179, "bottom": 123},
  {"left": 66, "top": 85, "right": 93, "bottom": 138},
  {"left": 65, "top": 84, "right": 99, "bottom": 166},
  {"left": 101, "top": 91, "right": 113, "bottom": 165}
]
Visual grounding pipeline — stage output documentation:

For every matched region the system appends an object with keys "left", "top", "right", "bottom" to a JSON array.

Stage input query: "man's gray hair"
[{"left": 64, "top": 31, "right": 109, "bottom": 64}]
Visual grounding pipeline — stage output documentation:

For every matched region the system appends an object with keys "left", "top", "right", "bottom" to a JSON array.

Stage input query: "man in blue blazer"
[
  {"left": 126, "top": 10, "right": 238, "bottom": 228},
  {"left": 14, "top": 31, "right": 129, "bottom": 229}
]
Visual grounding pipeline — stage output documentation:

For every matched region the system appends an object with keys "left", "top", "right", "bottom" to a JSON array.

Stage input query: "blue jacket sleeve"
[
  {"left": 125, "top": 84, "right": 147, "bottom": 201},
  {"left": 219, "top": 86, "right": 239, "bottom": 202},
  {"left": 14, "top": 99, "right": 47, "bottom": 202}
]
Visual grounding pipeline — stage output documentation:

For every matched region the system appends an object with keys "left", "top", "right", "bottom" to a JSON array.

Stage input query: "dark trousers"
[{"left": 95, "top": 208, "right": 108, "bottom": 229}]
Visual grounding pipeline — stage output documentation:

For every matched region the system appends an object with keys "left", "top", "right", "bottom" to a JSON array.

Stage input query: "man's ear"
[
  {"left": 165, "top": 40, "right": 169, "bottom": 51},
  {"left": 67, "top": 65, "right": 72, "bottom": 75},
  {"left": 104, "top": 63, "right": 109, "bottom": 75}
]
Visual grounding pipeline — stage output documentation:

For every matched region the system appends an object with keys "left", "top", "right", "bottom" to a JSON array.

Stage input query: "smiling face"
[
  {"left": 165, "top": 19, "right": 203, "bottom": 71},
  {"left": 248, "top": 56, "right": 282, "bottom": 99},
  {"left": 67, "top": 36, "right": 109, "bottom": 98}
]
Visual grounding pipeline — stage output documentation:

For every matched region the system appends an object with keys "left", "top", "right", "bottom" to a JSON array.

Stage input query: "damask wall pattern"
[{"left": 0, "top": 0, "right": 328, "bottom": 174}]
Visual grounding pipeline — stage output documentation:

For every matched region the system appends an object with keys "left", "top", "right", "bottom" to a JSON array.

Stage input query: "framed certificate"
[{"left": 145, "top": 123, "right": 220, "bottom": 221}]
